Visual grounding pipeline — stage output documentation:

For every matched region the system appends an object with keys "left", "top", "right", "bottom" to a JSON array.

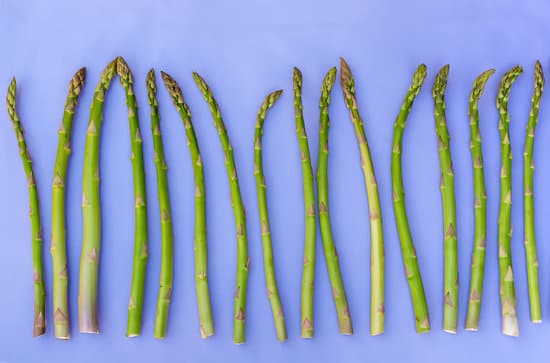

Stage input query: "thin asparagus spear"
[
  {"left": 79, "top": 59, "right": 117, "bottom": 334},
  {"left": 51, "top": 67, "right": 86, "bottom": 339},
  {"left": 465, "top": 69, "right": 495, "bottom": 331},
  {"left": 432, "top": 65, "right": 458, "bottom": 333},
  {"left": 317, "top": 67, "right": 353, "bottom": 335},
  {"left": 293, "top": 67, "right": 317, "bottom": 338},
  {"left": 524, "top": 61, "right": 544, "bottom": 323},
  {"left": 496, "top": 65, "right": 522, "bottom": 337},
  {"left": 116, "top": 57, "right": 149, "bottom": 337},
  {"left": 193, "top": 72, "right": 248, "bottom": 344},
  {"left": 390, "top": 64, "right": 430, "bottom": 333},
  {"left": 161, "top": 71, "right": 215, "bottom": 339},
  {"left": 253, "top": 89, "right": 287, "bottom": 341},
  {"left": 7, "top": 78, "right": 46, "bottom": 337},
  {"left": 146, "top": 70, "right": 174, "bottom": 338},
  {"left": 339, "top": 58, "right": 385, "bottom": 335}
]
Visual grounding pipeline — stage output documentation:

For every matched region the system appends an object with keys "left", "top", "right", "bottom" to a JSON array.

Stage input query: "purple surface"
[{"left": 0, "top": 1, "right": 549, "bottom": 362}]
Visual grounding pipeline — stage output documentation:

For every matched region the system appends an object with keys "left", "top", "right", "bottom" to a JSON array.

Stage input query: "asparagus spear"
[
  {"left": 339, "top": 58, "right": 385, "bottom": 335},
  {"left": 253, "top": 89, "right": 287, "bottom": 341},
  {"left": 146, "top": 70, "right": 175, "bottom": 338},
  {"left": 79, "top": 59, "right": 117, "bottom": 333},
  {"left": 51, "top": 67, "right": 86, "bottom": 339},
  {"left": 7, "top": 78, "right": 46, "bottom": 337},
  {"left": 317, "top": 67, "right": 353, "bottom": 335},
  {"left": 432, "top": 65, "right": 458, "bottom": 333},
  {"left": 293, "top": 67, "right": 317, "bottom": 338},
  {"left": 523, "top": 61, "right": 544, "bottom": 323},
  {"left": 193, "top": 72, "right": 249, "bottom": 344},
  {"left": 161, "top": 71, "right": 215, "bottom": 339},
  {"left": 465, "top": 69, "right": 495, "bottom": 331},
  {"left": 116, "top": 57, "right": 149, "bottom": 337},
  {"left": 496, "top": 65, "right": 522, "bottom": 337},
  {"left": 390, "top": 64, "right": 430, "bottom": 333}
]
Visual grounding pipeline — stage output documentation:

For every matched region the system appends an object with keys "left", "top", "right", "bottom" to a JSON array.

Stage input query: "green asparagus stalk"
[
  {"left": 146, "top": 70, "right": 174, "bottom": 338},
  {"left": 524, "top": 61, "right": 544, "bottom": 323},
  {"left": 390, "top": 64, "right": 430, "bottom": 333},
  {"left": 7, "top": 78, "right": 46, "bottom": 337},
  {"left": 116, "top": 57, "right": 149, "bottom": 337},
  {"left": 293, "top": 67, "right": 317, "bottom": 338},
  {"left": 339, "top": 58, "right": 385, "bottom": 335},
  {"left": 317, "top": 67, "right": 353, "bottom": 335},
  {"left": 162, "top": 71, "right": 215, "bottom": 339},
  {"left": 253, "top": 89, "right": 287, "bottom": 341},
  {"left": 465, "top": 69, "right": 495, "bottom": 331},
  {"left": 496, "top": 65, "right": 522, "bottom": 337},
  {"left": 193, "top": 72, "right": 248, "bottom": 344},
  {"left": 432, "top": 65, "right": 458, "bottom": 333},
  {"left": 79, "top": 59, "right": 117, "bottom": 333},
  {"left": 51, "top": 67, "right": 86, "bottom": 339}
]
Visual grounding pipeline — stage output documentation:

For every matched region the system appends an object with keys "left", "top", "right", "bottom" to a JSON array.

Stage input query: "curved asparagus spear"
[
  {"left": 51, "top": 67, "right": 86, "bottom": 339},
  {"left": 193, "top": 72, "right": 248, "bottom": 344},
  {"left": 293, "top": 67, "right": 317, "bottom": 338},
  {"left": 253, "top": 89, "right": 287, "bottom": 341},
  {"left": 7, "top": 78, "right": 46, "bottom": 337},
  {"left": 524, "top": 61, "right": 544, "bottom": 323},
  {"left": 317, "top": 67, "right": 353, "bottom": 335},
  {"left": 146, "top": 70, "right": 174, "bottom": 338},
  {"left": 496, "top": 65, "right": 522, "bottom": 337},
  {"left": 432, "top": 65, "right": 458, "bottom": 333},
  {"left": 162, "top": 71, "right": 215, "bottom": 339},
  {"left": 390, "top": 64, "right": 430, "bottom": 333},
  {"left": 339, "top": 58, "right": 385, "bottom": 335},
  {"left": 79, "top": 59, "right": 117, "bottom": 333},
  {"left": 465, "top": 69, "right": 495, "bottom": 331},
  {"left": 116, "top": 57, "right": 149, "bottom": 337}
]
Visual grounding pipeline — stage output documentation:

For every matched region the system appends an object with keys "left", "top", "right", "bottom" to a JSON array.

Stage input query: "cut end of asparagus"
[
  {"left": 464, "top": 327, "right": 478, "bottom": 332},
  {"left": 443, "top": 328, "right": 457, "bottom": 334},
  {"left": 532, "top": 319, "right": 542, "bottom": 324},
  {"left": 502, "top": 316, "right": 519, "bottom": 336},
  {"left": 432, "top": 64, "right": 450, "bottom": 98}
]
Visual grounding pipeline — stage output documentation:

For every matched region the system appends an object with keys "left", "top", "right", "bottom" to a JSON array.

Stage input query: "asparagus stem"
[
  {"left": 390, "top": 64, "right": 430, "bottom": 333},
  {"left": 116, "top": 57, "right": 149, "bottom": 337},
  {"left": 432, "top": 65, "right": 458, "bottom": 333},
  {"left": 524, "top": 61, "right": 544, "bottom": 323},
  {"left": 339, "top": 58, "right": 385, "bottom": 335},
  {"left": 293, "top": 68, "right": 317, "bottom": 338},
  {"left": 253, "top": 89, "right": 288, "bottom": 341},
  {"left": 79, "top": 59, "right": 117, "bottom": 334},
  {"left": 51, "top": 67, "right": 87, "bottom": 339},
  {"left": 146, "top": 70, "right": 174, "bottom": 338},
  {"left": 317, "top": 67, "right": 353, "bottom": 335},
  {"left": 465, "top": 69, "right": 495, "bottom": 331},
  {"left": 7, "top": 78, "right": 46, "bottom": 337},
  {"left": 161, "top": 71, "right": 215, "bottom": 339},
  {"left": 496, "top": 65, "right": 522, "bottom": 337},
  {"left": 193, "top": 72, "right": 248, "bottom": 344}
]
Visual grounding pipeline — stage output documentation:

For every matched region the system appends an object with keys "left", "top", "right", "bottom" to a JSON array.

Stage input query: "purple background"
[{"left": 0, "top": 1, "right": 549, "bottom": 362}]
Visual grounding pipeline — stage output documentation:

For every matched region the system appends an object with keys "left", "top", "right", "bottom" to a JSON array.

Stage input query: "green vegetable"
[
  {"left": 253, "top": 89, "right": 287, "bottom": 341},
  {"left": 340, "top": 58, "right": 385, "bottom": 335},
  {"left": 390, "top": 64, "right": 430, "bottom": 333},
  {"left": 465, "top": 68, "right": 494, "bottom": 331},
  {"left": 162, "top": 71, "right": 214, "bottom": 339},
  {"left": 524, "top": 61, "right": 544, "bottom": 323},
  {"left": 7, "top": 78, "right": 46, "bottom": 337},
  {"left": 317, "top": 67, "right": 353, "bottom": 335},
  {"left": 496, "top": 65, "right": 522, "bottom": 337},
  {"left": 193, "top": 72, "right": 248, "bottom": 344},
  {"left": 146, "top": 70, "right": 174, "bottom": 338},
  {"left": 432, "top": 65, "right": 458, "bottom": 333},
  {"left": 51, "top": 67, "right": 87, "bottom": 339},
  {"left": 116, "top": 57, "right": 149, "bottom": 337},
  {"left": 293, "top": 67, "right": 317, "bottom": 338},
  {"left": 79, "top": 59, "right": 117, "bottom": 333}
]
